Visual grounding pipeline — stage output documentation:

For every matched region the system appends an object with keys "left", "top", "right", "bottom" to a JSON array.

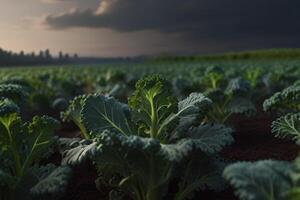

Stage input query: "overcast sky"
[{"left": 1, "top": 0, "right": 300, "bottom": 57}]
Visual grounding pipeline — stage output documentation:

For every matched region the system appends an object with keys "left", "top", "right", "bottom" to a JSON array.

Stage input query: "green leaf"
[
  {"left": 271, "top": 113, "right": 300, "bottom": 144},
  {"left": 128, "top": 75, "right": 177, "bottom": 139},
  {"left": 224, "top": 160, "right": 292, "bottom": 200},
  {"left": 201, "top": 66, "right": 224, "bottom": 89},
  {"left": 0, "top": 84, "right": 28, "bottom": 104},
  {"left": 91, "top": 132, "right": 176, "bottom": 200},
  {"left": 82, "top": 94, "right": 133, "bottom": 136},
  {"left": 161, "top": 93, "right": 212, "bottom": 137},
  {"left": 174, "top": 155, "right": 224, "bottom": 200},
  {"left": 263, "top": 82, "right": 300, "bottom": 112},
  {"left": 287, "top": 156, "right": 300, "bottom": 200},
  {"left": 64, "top": 130, "right": 219, "bottom": 200},
  {"left": 57, "top": 137, "right": 81, "bottom": 154},
  {"left": 61, "top": 94, "right": 88, "bottom": 138},
  {"left": 30, "top": 165, "right": 72, "bottom": 199},
  {"left": 176, "top": 123, "right": 233, "bottom": 154},
  {"left": 61, "top": 139, "right": 97, "bottom": 165},
  {"left": 0, "top": 98, "right": 20, "bottom": 116},
  {"left": 177, "top": 93, "right": 212, "bottom": 119},
  {"left": 23, "top": 116, "right": 60, "bottom": 171},
  {"left": 225, "top": 77, "right": 251, "bottom": 96},
  {"left": 228, "top": 97, "right": 257, "bottom": 116}
]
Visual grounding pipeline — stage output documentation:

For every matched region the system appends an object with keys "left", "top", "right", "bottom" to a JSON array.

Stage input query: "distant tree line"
[
  {"left": 0, "top": 48, "right": 79, "bottom": 66},
  {"left": 155, "top": 48, "right": 300, "bottom": 62}
]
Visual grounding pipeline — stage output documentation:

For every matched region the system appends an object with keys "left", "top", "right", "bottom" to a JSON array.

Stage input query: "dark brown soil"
[
  {"left": 57, "top": 113, "right": 300, "bottom": 200},
  {"left": 63, "top": 162, "right": 103, "bottom": 200},
  {"left": 223, "top": 113, "right": 300, "bottom": 161}
]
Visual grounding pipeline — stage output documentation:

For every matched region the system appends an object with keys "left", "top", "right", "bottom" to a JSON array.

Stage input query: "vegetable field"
[{"left": 1, "top": 58, "right": 300, "bottom": 200}]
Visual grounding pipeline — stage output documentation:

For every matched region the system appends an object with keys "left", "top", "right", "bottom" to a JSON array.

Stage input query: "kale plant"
[
  {"left": 0, "top": 99, "right": 71, "bottom": 200},
  {"left": 61, "top": 75, "right": 234, "bottom": 200},
  {"left": 224, "top": 155, "right": 300, "bottom": 200},
  {"left": 201, "top": 66, "right": 225, "bottom": 89},
  {"left": 264, "top": 81, "right": 300, "bottom": 143},
  {"left": 205, "top": 77, "right": 256, "bottom": 124},
  {"left": 224, "top": 82, "right": 300, "bottom": 200}
]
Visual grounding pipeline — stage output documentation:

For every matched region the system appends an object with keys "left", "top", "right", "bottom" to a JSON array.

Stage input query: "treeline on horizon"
[
  {"left": 0, "top": 48, "right": 79, "bottom": 66},
  {"left": 155, "top": 48, "right": 300, "bottom": 62}
]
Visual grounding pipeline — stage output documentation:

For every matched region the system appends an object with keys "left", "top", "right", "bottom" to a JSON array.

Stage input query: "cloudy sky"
[{"left": 1, "top": 0, "right": 299, "bottom": 57}]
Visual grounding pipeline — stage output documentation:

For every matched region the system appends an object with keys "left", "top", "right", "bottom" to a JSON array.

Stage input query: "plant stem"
[
  {"left": 149, "top": 98, "right": 158, "bottom": 139},
  {"left": 6, "top": 127, "right": 22, "bottom": 177}
]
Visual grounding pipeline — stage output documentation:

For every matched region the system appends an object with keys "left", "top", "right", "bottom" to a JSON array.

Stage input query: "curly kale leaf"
[
  {"left": 201, "top": 66, "right": 225, "bottom": 89},
  {"left": 62, "top": 129, "right": 231, "bottom": 200},
  {"left": 224, "top": 160, "right": 292, "bottom": 200},
  {"left": 245, "top": 67, "right": 263, "bottom": 88},
  {"left": 172, "top": 77, "right": 192, "bottom": 99},
  {"left": 205, "top": 77, "right": 256, "bottom": 123},
  {"left": 0, "top": 100, "right": 24, "bottom": 177},
  {"left": 163, "top": 93, "right": 213, "bottom": 137},
  {"left": 174, "top": 156, "right": 226, "bottom": 200},
  {"left": 128, "top": 75, "right": 177, "bottom": 139},
  {"left": 225, "top": 78, "right": 255, "bottom": 116},
  {"left": 22, "top": 116, "right": 60, "bottom": 171},
  {"left": 225, "top": 77, "right": 252, "bottom": 96},
  {"left": 177, "top": 93, "right": 212, "bottom": 120},
  {"left": 61, "top": 139, "right": 98, "bottom": 165},
  {"left": 180, "top": 123, "right": 234, "bottom": 154},
  {"left": 62, "top": 75, "right": 233, "bottom": 200},
  {"left": 288, "top": 157, "right": 300, "bottom": 200},
  {"left": 271, "top": 113, "right": 300, "bottom": 144},
  {"left": 61, "top": 94, "right": 89, "bottom": 138},
  {"left": 62, "top": 124, "right": 233, "bottom": 200},
  {"left": 263, "top": 82, "right": 300, "bottom": 112},
  {"left": 9, "top": 164, "right": 71, "bottom": 200},
  {"left": 63, "top": 132, "right": 179, "bottom": 200},
  {"left": 82, "top": 94, "right": 133, "bottom": 136},
  {"left": 0, "top": 99, "right": 69, "bottom": 199},
  {"left": 30, "top": 165, "right": 72, "bottom": 200},
  {"left": 0, "top": 83, "right": 29, "bottom": 104},
  {"left": 0, "top": 98, "right": 20, "bottom": 116}
]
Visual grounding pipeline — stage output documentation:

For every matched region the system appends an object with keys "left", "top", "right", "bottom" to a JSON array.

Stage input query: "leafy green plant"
[
  {"left": 244, "top": 67, "right": 263, "bottom": 88},
  {"left": 264, "top": 82, "right": 300, "bottom": 143},
  {"left": 0, "top": 83, "right": 29, "bottom": 105},
  {"left": 61, "top": 75, "right": 234, "bottom": 200},
  {"left": 61, "top": 94, "right": 89, "bottom": 138},
  {"left": 205, "top": 77, "right": 256, "bottom": 124},
  {"left": 263, "top": 81, "right": 300, "bottom": 112},
  {"left": 224, "top": 160, "right": 292, "bottom": 200},
  {"left": 0, "top": 98, "right": 71, "bottom": 200},
  {"left": 224, "top": 82, "right": 300, "bottom": 200},
  {"left": 224, "top": 155, "right": 300, "bottom": 200},
  {"left": 201, "top": 66, "right": 225, "bottom": 89}
]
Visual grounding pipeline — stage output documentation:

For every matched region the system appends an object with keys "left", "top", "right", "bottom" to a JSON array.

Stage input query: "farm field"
[{"left": 1, "top": 55, "right": 300, "bottom": 200}]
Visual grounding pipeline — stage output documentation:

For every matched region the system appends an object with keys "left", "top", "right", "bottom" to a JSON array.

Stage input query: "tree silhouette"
[{"left": 0, "top": 48, "right": 80, "bottom": 67}]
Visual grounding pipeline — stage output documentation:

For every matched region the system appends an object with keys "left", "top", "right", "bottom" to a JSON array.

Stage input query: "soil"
[{"left": 56, "top": 113, "right": 300, "bottom": 200}]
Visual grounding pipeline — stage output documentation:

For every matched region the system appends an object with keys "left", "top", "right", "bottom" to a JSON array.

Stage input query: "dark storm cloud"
[
  {"left": 44, "top": 0, "right": 300, "bottom": 33},
  {"left": 43, "top": 0, "right": 300, "bottom": 53}
]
